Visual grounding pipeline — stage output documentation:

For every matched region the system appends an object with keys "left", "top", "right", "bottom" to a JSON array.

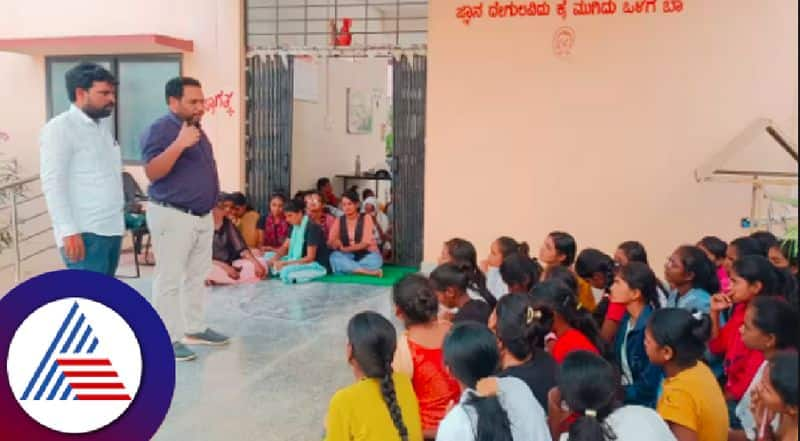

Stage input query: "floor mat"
[{"left": 317, "top": 265, "right": 419, "bottom": 286}]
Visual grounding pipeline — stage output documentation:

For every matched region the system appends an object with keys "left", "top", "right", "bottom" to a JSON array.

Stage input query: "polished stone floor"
[{"left": 123, "top": 277, "right": 396, "bottom": 441}]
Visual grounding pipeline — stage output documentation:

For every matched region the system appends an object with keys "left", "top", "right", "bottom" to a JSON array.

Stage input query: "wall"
[
  {"left": 0, "top": 0, "right": 244, "bottom": 285},
  {"left": 425, "top": 0, "right": 798, "bottom": 266},
  {"left": 291, "top": 57, "right": 392, "bottom": 200},
  {"left": 0, "top": 0, "right": 245, "bottom": 190}
]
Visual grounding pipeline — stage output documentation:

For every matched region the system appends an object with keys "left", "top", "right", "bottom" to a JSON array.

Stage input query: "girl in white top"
[
  {"left": 481, "top": 237, "right": 529, "bottom": 300},
  {"left": 550, "top": 351, "right": 676, "bottom": 441},
  {"left": 437, "top": 322, "right": 551, "bottom": 441},
  {"left": 733, "top": 296, "right": 797, "bottom": 441}
]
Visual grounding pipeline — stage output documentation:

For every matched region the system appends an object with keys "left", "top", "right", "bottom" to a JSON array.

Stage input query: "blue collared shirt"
[
  {"left": 666, "top": 287, "right": 711, "bottom": 313},
  {"left": 140, "top": 113, "right": 219, "bottom": 213},
  {"left": 614, "top": 305, "right": 663, "bottom": 408}
]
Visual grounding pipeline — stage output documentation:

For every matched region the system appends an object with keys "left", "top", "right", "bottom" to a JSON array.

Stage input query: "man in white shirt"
[{"left": 40, "top": 62, "right": 124, "bottom": 276}]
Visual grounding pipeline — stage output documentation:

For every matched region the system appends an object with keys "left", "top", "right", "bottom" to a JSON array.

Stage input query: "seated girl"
[
  {"left": 264, "top": 200, "right": 329, "bottom": 284},
  {"left": 768, "top": 233, "right": 798, "bottom": 275},
  {"left": 575, "top": 248, "right": 616, "bottom": 337},
  {"left": 430, "top": 262, "right": 492, "bottom": 324},
  {"left": 222, "top": 192, "right": 262, "bottom": 249},
  {"left": 490, "top": 293, "right": 558, "bottom": 413},
  {"left": 305, "top": 190, "right": 337, "bottom": 239},
  {"left": 750, "top": 231, "right": 779, "bottom": 257},
  {"left": 328, "top": 190, "right": 383, "bottom": 277},
  {"left": 391, "top": 275, "right": 461, "bottom": 439},
  {"left": 323, "top": 311, "right": 423, "bottom": 441},
  {"left": 539, "top": 231, "right": 597, "bottom": 311},
  {"left": 664, "top": 245, "right": 720, "bottom": 312},
  {"left": 550, "top": 351, "right": 676, "bottom": 441},
  {"left": 709, "top": 256, "right": 786, "bottom": 429},
  {"left": 260, "top": 193, "right": 289, "bottom": 253},
  {"left": 530, "top": 280, "right": 602, "bottom": 363},
  {"left": 363, "top": 196, "right": 390, "bottom": 252},
  {"left": 207, "top": 202, "right": 267, "bottom": 285},
  {"left": 749, "top": 351, "right": 798, "bottom": 441},
  {"left": 697, "top": 236, "right": 732, "bottom": 293},
  {"left": 500, "top": 253, "right": 542, "bottom": 294},
  {"left": 436, "top": 322, "right": 550, "bottom": 441},
  {"left": 438, "top": 238, "right": 496, "bottom": 307},
  {"left": 317, "top": 177, "right": 339, "bottom": 208},
  {"left": 725, "top": 237, "right": 766, "bottom": 273},
  {"left": 732, "top": 296, "right": 798, "bottom": 441},
  {"left": 575, "top": 248, "right": 615, "bottom": 307},
  {"left": 609, "top": 262, "right": 663, "bottom": 408},
  {"left": 613, "top": 240, "right": 669, "bottom": 306},
  {"left": 647, "top": 308, "right": 729, "bottom": 441},
  {"left": 480, "top": 236, "right": 529, "bottom": 299}
]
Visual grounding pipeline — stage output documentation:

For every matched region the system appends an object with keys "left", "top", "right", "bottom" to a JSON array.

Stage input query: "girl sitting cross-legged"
[
  {"left": 264, "top": 199, "right": 330, "bottom": 284},
  {"left": 328, "top": 190, "right": 384, "bottom": 277}
]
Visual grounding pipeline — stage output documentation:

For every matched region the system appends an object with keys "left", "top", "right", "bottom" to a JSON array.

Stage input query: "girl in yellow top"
[
  {"left": 645, "top": 308, "right": 729, "bottom": 441},
  {"left": 324, "top": 311, "right": 423, "bottom": 441},
  {"left": 223, "top": 192, "right": 262, "bottom": 249}
]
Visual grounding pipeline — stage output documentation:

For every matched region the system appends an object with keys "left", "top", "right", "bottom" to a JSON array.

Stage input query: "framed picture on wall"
[{"left": 346, "top": 88, "right": 373, "bottom": 134}]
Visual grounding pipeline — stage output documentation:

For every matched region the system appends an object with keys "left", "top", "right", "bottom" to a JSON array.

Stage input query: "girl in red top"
[
  {"left": 260, "top": 193, "right": 289, "bottom": 252},
  {"left": 392, "top": 274, "right": 461, "bottom": 440},
  {"left": 709, "top": 255, "right": 795, "bottom": 428},
  {"left": 530, "top": 279, "right": 602, "bottom": 364}
]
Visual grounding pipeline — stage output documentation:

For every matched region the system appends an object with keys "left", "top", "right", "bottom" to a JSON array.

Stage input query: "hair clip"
[
  {"left": 526, "top": 307, "right": 542, "bottom": 325},
  {"left": 584, "top": 409, "right": 597, "bottom": 418},
  {"left": 691, "top": 311, "right": 703, "bottom": 321}
]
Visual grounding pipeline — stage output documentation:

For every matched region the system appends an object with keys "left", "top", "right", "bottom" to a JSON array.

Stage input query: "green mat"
[{"left": 317, "top": 265, "right": 419, "bottom": 286}]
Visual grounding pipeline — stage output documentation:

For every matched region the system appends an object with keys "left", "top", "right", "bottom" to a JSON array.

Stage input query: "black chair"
[{"left": 119, "top": 172, "right": 151, "bottom": 278}]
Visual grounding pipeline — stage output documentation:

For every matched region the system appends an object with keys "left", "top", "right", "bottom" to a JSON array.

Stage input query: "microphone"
[{"left": 186, "top": 117, "right": 201, "bottom": 129}]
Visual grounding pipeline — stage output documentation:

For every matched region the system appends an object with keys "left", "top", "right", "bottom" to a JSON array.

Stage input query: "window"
[
  {"left": 46, "top": 55, "right": 181, "bottom": 164},
  {"left": 246, "top": 0, "right": 428, "bottom": 49}
]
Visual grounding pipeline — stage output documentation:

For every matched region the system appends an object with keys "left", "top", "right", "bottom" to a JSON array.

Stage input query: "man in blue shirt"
[{"left": 141, "top": 77, "right": 228, "bottom": 361}]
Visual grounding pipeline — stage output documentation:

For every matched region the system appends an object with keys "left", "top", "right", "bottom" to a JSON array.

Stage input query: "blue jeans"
[
  {"left": 59, "top": 233, "right": 122, "bottom": 277},
  {"left": 329, "top": 251, "right": 383, "bottom": 274}
]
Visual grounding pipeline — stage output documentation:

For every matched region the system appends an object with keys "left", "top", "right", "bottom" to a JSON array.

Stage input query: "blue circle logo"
[{"left": 0, "top": 270, "right": 175, "bottom": 440}]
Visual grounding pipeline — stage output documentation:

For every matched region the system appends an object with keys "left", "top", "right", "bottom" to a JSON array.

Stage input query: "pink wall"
[
  {"left": 0, "top": 0, "right": 245, "bottom": 191},
  {"left": 425, "top": 0, "right": 798, "bottom": 265}
]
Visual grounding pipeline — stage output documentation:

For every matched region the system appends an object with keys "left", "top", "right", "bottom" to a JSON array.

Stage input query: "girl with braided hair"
[
  {"left": 550, "top": 351, "right": 675, "bottom": 441},
  {"left": 437, "top": 322, "right": 551, "bottom": 441},
  {"left": 323, "top": 311, "right": 422, "bottom": 441}
]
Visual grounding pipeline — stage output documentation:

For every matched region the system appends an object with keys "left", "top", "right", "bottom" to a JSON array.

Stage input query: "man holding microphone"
[{"left": 141, "top": 77, "right": 229, "bottom": 362}]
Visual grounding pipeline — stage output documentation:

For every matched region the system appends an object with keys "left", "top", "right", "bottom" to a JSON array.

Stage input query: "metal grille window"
[{"left": 246, "top": 0, "right": 428, "bottom": 49}]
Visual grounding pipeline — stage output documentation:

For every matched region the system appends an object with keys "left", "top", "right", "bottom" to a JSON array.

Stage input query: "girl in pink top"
[{"left": 698, "top": 236, "right": 732, "bottom": 292}]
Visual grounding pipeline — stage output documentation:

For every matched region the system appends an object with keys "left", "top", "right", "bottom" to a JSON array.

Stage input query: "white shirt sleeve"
[
  {"left": 40, "top": 121, "right": 79, "bottom": 240},
  {"left": 486, "top": 267, "right": 508, "bottom": 299},
  {"left": 435, "top": 406, "right": 474, "bottom": 441}
]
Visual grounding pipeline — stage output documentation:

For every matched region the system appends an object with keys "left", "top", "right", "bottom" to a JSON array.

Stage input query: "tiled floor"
[{"left": 122, "top": 276, "right": 396, "bottom": 441}]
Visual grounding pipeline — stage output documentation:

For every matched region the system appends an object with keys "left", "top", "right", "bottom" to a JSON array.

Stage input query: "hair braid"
[{"left": 380, "top": 363, "right": 409, "bottom": 441}]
